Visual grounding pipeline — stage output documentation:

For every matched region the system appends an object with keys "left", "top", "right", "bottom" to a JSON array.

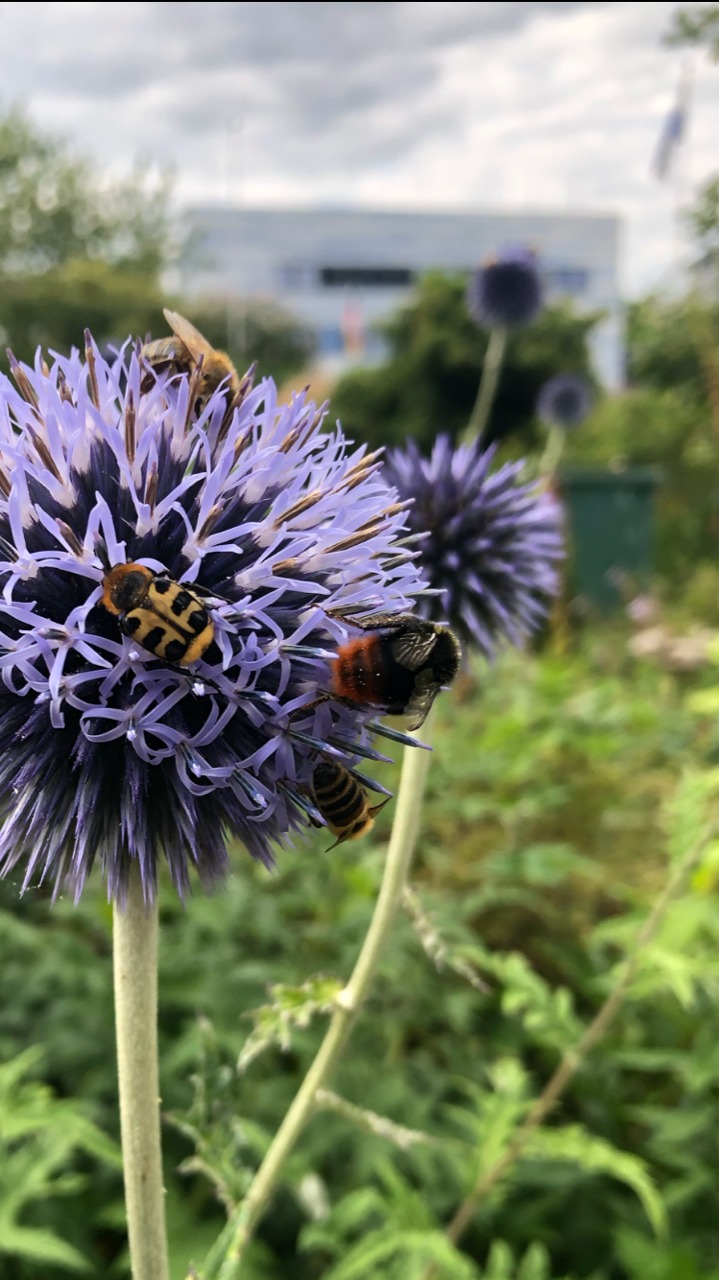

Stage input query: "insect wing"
[
  {"left": 163, "top": 309, "right": 215, "bottom": 363},
  {"left": 402, "top": 670, "right": 439, "bottom": 731},
  {"left": 142, "top": 335, "right": 191, "bottom": 365},
  {"left": 389, "top": 627, "right": 437, "bottom": 671}
]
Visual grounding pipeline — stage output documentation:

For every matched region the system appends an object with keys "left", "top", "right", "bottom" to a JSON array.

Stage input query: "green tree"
[
  {"left": 328, "top": 272, "right": 598, "bottom": 453},
  {"left": 626, "top": 293, "right": 718, "bottom": 398},
  {"left": 0, "top": 260, "right": 169, "bottom": 360},
  {"left": 0, "top": 105, "right": 170, "bottom": 276},
  {"left": 0, "top": 105, "right": 315, "bottom": 380},
  {"left": 665, "top": 4, "right": 719, "bottom": 57},
  {"left": 0, "top": 104, "right": 171, "bottom": 358},
  {"left": 563, "top": 293, "right": 719, "bottom": 583},
  {"left": 686, "top": 175, "right": 719, "bottom": 273}
]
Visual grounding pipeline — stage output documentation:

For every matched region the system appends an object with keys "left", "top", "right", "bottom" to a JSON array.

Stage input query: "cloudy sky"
[{"left": 1, "top": 1, "right": 716, "bottom": 296}]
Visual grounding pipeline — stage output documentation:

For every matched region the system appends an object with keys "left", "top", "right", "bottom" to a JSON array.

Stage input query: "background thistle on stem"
[
  {"left": 464, "top": 245, "right": 544, "bottom": 447},
  {"left": 466, "top": 244, "right": 544, "bottom": 331},
  {"left": 385, "top": 435, "right": 564, "bottom": 656},
  {"left": 537, "top": 372, "right": 594, "bottom": 431}
]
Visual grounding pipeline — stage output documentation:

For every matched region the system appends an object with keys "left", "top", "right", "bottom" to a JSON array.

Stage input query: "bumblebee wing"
[
  {"left": 403, "top": 670, "right": 440, "bottom": 730},
  {"left": 163, "top": 310, "right": 214, "bottom": 361},
  {"left": 390, "top": 628, "right": 437, "bottom": 670},
  {"left": 329, "top": 609, "right": 420, "bottom": 628}
]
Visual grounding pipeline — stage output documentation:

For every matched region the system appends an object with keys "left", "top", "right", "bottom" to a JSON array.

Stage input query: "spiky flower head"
[
  {"left": 467, "top": 245, "right": 543, "bottom": 330},
  {"left": 384, "top": 436, "right": 563, "bottom": 655},
  {"left": 0, "top": 338, "right": 425, "bottom": 903},
  {"left": 537, "top": 373, "right": 593, "bottom": 430}
]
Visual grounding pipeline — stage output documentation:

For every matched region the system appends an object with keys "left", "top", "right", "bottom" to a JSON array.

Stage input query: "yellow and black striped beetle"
[{"left": 100, "top": 563, "right": 215, "bottom": 665}]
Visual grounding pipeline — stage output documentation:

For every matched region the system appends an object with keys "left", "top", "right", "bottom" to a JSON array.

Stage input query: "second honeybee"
[
  {"left": 311, "top": 761, "right": 388, "bottom": 849},
  {"left": 141, "top": 309, "right": 240, "bottom": 407}
]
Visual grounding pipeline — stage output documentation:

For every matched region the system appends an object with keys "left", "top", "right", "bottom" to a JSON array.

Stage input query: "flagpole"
[
  {"left": 652, "top": 58, "right": 694, "bottom": 285},
  {"left": 671, "top": 58, "right": 694, "bottom": 279}
]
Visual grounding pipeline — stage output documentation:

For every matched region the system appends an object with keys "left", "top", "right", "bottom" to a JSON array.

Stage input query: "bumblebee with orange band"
[
  {"left": 329, "top": 612, "right": 461, "bottom": 730},
  {"left": 100, "top": 563, "right": 215, "bottom": 665}
]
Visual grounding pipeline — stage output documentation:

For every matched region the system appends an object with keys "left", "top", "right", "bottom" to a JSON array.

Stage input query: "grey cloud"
[
  {"left": 0, "top": 1, "right": 709, "bottom": 295},
  {"left": 4, "top": 2, "right": 612, "bottom": 105}
]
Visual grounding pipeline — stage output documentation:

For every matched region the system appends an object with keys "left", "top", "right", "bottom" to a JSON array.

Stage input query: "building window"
[{"left": 318, "top": 266, "right": 415, "bottom": 288}]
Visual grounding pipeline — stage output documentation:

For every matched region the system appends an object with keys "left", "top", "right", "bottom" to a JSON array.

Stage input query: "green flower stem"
[
  {"left": 206, "top": 721, "right": 435, "bottom": 1280},
  {"left": 461, "top": 327, "right": 507, "bottom": 448},
  {"left": 113, "top": 863, "right": 170, "bottom": 1280},
  {"left": 420, "top": 819, "right": 717, "bottom": 1280},
  {"left": 538, "top": 424, "right": 565, "bottom": 481}
]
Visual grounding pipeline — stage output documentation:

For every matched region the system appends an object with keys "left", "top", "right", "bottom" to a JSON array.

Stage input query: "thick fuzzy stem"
[{"left": 113, "top": 865, "right": 170, "bottom": 1280}]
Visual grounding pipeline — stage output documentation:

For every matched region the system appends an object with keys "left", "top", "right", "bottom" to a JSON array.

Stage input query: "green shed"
[{"left": 558, "top": 466, "right": 662, "bottom": 612}]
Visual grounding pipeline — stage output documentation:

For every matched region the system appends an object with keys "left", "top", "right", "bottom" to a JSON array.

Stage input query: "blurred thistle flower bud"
[
  {"left": 537, "top": 373, "right": 593, "bottom": 430},
  {"left": 385, "top": 436, "right": 564, "bottom": 656},
  {"left": 467, "top": 245, "right": 544, "bottom": 330}
]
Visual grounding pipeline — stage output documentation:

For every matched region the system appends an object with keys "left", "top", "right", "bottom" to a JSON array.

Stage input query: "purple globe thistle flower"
[
  {"left": 384, "top": 436, "right": 563, "bottom": 656},
  {"left": 537, "top": 373, "right": 593, "bottom": 430},
  {"left": 467, "top": 245, "right": 544, "bottom": 330},
  {"left": 0, "top": 338, "right": 425, "bottom": 904}
]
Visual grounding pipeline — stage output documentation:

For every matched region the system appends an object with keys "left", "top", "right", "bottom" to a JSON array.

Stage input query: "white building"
[{"left": 177, "top": 206, "right": 624, "bottom": 389}]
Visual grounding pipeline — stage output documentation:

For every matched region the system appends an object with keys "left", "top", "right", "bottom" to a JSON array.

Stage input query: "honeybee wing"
[
  {"left": 163, "top": 309, "right": 216, "bottom": 363},
  {"left": 141, "top": 334, "right": 191, "bottom": 369}
]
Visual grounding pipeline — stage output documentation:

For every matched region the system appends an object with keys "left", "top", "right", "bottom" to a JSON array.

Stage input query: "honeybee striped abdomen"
[{"left": 311, "top": 761, "right": 388, "bottom": 849}]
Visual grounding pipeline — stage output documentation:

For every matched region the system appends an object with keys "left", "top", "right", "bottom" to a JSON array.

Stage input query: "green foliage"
[
  {"left": 0, "top": 259, "right": 169, "bottom": 361},
  {"left": 562, "top": 294, "right": 719, "bottom": 585},
  {"left": 686, "top": 176, "right": 719, "bottom": 268},
  {"left": 0, "top": 105, "right": 314, "bottom": 384},
  {"left": 238, "top": 975, "right": 345, "bottom": 1073},
  {"left": 0, "top": 102, "right": 170, "bottom": 360},
  {"left": 3, "top": 640, "right": 719, "bottom": 1276},
  {"left": 300, "top": 1162, "right": 480, "bottom": 1279},
  {"left": 0, "top": 105, "right": 170, "bottom": 276},
  {"left": 665, "top": 5, "right": 719, "bottom": 58},
  {"left": 0, "top": 1047, "right": 120, "bottom": 1276},
  {"left": 625, "top": 295, "right": 719, "bottom": 400},
  {"left": 328, "top": 273, "right": 598, "bottom": 453}
]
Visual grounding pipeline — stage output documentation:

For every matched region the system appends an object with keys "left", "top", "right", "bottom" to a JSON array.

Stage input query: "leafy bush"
[
  {"left": 4, "top": 638, "right": 719, "bottom": 1277},
  {"left": 328, "top": 273, "right": 598, "bottom": 454}
]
